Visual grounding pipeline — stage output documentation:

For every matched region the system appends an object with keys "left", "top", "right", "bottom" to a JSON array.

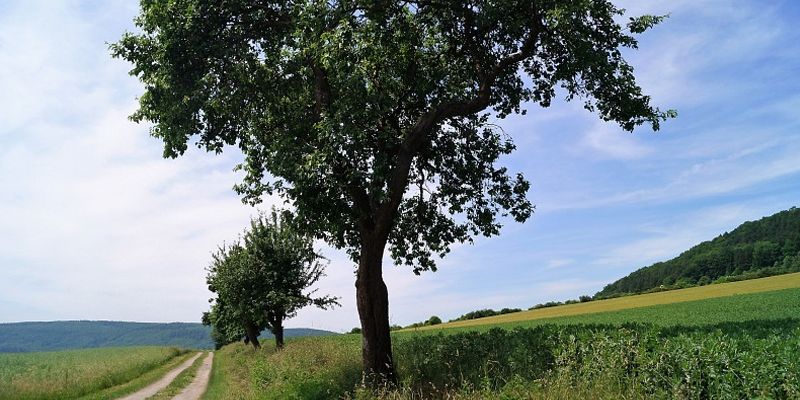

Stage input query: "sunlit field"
[
  {"left": 204, "top": 284, "right": 800, "bottom": 399},
  {"left": 0, "top": 346, "right": 186, "bottom": 400}
]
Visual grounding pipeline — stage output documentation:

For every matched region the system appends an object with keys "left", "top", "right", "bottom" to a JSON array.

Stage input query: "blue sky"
[{"left": 1, "top": 1, "right": 799, "bottom": 332}]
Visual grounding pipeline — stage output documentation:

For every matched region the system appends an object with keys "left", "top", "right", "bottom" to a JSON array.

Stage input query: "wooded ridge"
[
  {"left": 596, "top": 207, "right": 800, "bottom": 298},
  {"left": 0, "top": 321, "right": 336, "bottom": 352}
]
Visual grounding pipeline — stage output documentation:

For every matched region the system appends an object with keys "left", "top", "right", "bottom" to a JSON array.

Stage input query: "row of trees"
[
  {"left": 449, "top": 308, "right": 522, "bottom": 322},
  {"left": 114, "top": 0, "right": 671, "bottom": 384},
  {"left": 202, "top": 211, "right": 338, "bottom": 350}
]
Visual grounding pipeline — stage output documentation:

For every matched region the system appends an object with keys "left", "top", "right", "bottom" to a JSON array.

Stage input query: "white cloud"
[
  {"left": 619, "top": 0, "right": 788, "bottom": 108},
  {"left": 593, "top": 202, "right": 786, "bottom": 273},
  {"left": 0, "top": 1, "right": 263, "bottom": 323},
  {"left": 543, "top": 131, "right": 800, "bottom": 212},
  {"left": 580, "top": 121, "right": 654, "bottom": 160}
]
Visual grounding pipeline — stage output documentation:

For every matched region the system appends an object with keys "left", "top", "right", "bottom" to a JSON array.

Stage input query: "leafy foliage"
[
  {"left": 111, "top": 0, "right": 673, "bottom": 273},
  {"left": 597, "top": 207, "right": 800, "bottom": 298},
  {"left": 404, "top": 315, "right": 444, "bottom": 329},
  {"left": 205, "top": 211, "right": 339, "bottom": 349},
  {"left": 449, "top": 308, "right": 522, "bottom": 322},
  {"left": 394, "top": 323, "right": 800, "bottom": 399},
  {"left": 113, "top": 0, "right": 673, "bottom": 377}
]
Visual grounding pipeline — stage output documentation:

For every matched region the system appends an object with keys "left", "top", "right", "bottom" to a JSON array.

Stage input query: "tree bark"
[
  {"left": 356, "top": 235, "right": 397, "bottom": 385},
  {"left": 244, "top": 322, "right": 261, "bottom": 349},
  {"left": 273, "top": 319, "right": 285, "bottom": 349}
]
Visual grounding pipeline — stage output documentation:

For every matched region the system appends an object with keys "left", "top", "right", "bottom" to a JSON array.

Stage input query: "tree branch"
[
  {"left": 374, "top": 11, "right": 543, "bottom": 240},
  {"left": 310, "top": 59, "right": 375, "bottom": 228},
  {"left": 312, "top": 64, "right": 331, "bottom": 121}
]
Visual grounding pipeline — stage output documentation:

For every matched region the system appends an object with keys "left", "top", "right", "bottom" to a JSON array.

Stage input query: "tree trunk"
[
  {"left": 356, "top": 236, "right": 397, "bottom": 385},
  {"left": 273, "top": 319, "right": 284, "bottom": 349},
  {"left": 244, "top": 322, "right": 261, "bottom": 349}
]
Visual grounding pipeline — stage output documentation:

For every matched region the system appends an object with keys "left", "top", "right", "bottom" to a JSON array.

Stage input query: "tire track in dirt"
[{"left": 115, "top": 352, "right": 202, "bottom": 400}]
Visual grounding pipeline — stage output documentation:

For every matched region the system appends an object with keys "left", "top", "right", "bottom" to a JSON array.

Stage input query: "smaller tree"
[
  {"left": 202, "top": 301, "right": 245, "bottom": 350},
  {"left": 426, "top": 316, "right": 442, "bottom": 326},
  {"left": 206, "top": 210, "right": 339, "bottom": 349},
  {"left": 206, "top": 243, "right": 265, "bottom": 348}
]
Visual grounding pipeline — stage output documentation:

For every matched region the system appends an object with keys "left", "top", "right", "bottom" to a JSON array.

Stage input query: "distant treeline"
[
  {"left": 596, "top": 207, "right": 800, "bottom": 298},
  {"left": 449, "top": 308, "right": 523, "bottom": 322},
  {"left": 0, "top": 321, "right": 336, "bottom": 353}
]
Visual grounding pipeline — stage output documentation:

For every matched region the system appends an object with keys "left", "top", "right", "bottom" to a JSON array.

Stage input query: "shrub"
[
  {"left": 529, "top": 301, "right": 563, "bottom": 310},
  {"left": 394, "top": 327, "right": 556, "bottom": 394}
]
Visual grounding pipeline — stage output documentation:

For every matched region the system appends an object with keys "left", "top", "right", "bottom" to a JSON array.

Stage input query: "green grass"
[
  {"left": 203, "top": 344, "right": 277, "bottom": 400},
  {"left": 0, "top": 346, "right": 188, "bottom": 400},
  {"left": 206, "top": 286, "right": 800, "bottom": 399},
  {"left": 148, "top": 352, "right": 207, "bottom": 400}
]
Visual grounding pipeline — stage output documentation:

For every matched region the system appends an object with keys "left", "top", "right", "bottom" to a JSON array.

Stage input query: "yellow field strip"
[{"left": 424, "top": 272, "right": 800, "bottom": 330}]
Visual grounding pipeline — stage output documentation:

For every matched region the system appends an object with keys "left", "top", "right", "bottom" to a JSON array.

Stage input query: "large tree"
[
  {"left": 113, "top": 0, "right": 673, "bottom": 381},
  {"left": 206, "top": 211, "right": 338, "bottom": 350}
]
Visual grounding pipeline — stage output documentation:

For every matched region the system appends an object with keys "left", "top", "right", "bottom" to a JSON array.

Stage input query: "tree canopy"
[
  {"left": 113, "top": 0, "right": 673, "bottom": 273},
  {"left": 114, "top": 0, "right": 673, "bottom": 381},
  {"left": 205, "top": 211, "right": 338, "bottom": 349}
]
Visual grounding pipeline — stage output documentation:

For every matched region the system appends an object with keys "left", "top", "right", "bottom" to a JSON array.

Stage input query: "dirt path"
[
  {"left": 116, "top": 352, "right": 203, "bottom": 400},
  {"left": 172, "top": 352, "right": 214, "bottom": 400}
]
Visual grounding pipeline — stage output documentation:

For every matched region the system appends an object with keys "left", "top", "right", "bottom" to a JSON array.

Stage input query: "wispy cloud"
[
  {"left": 593, "top": 202, "right": 790, "bottom": 276},
  {"left": 580, "top": 121, "right": 654, "bottom": 160}
]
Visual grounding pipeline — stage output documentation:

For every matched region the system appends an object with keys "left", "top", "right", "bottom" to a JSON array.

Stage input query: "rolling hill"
[
  {"left": 596, "top": 207, "right": 800, "bottom": 298},
  {"left": 0, "top": 321, "right": 336, "bottom": 352}
]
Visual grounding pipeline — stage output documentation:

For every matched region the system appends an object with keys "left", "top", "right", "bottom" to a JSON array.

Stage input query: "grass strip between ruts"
[
  {"left": 147, "top": 352, "right": 207, "bottom": 399},
  {"left": 76, "top": 351, "right": 195, "bottom": 400}
]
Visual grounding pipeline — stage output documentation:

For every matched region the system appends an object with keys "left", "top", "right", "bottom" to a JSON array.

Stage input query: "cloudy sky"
[{"left": 1, "top": 1, "right": 799, "bottom": 332}]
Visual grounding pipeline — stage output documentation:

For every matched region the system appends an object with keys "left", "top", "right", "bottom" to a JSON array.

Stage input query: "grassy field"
[
  {"left": 423, "top": 272, "right": 800, "bottom": 330},
  {"left": 204, "top": 279, "right": 800, "bottom": 399},
  {"left": 19, "top": 274, "right": 793, "bottom": 399},
  {"left": 0, "top": 346, "right": 187, "bottom": 400}
]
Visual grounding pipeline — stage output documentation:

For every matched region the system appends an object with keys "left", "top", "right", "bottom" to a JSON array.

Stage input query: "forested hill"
[
  {"left": 0, "top": 321, "right": 336, "bottom": 353},
  {"left": 596, "top": 207, "right": 800, "bottom": 298}
]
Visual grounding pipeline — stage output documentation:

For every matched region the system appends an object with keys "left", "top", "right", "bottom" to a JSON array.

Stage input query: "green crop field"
[
  {"left": 0, "top": 346, "right": 187, "bottom": 400},
  {"left": 204, "top": 284, "right": 800, "bottom": 400}
]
